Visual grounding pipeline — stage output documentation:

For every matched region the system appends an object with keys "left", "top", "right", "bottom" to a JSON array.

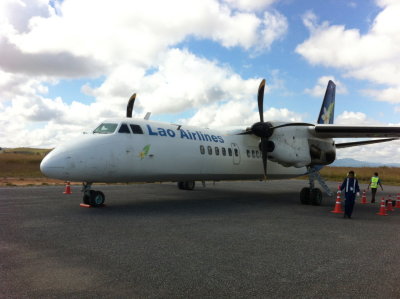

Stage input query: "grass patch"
[
  {"left": 299, "top": 166, "right": 400, "bottom": 186},
  {"left": 0, "top": 148, "right": 52, "bottom": 177},
  {"left": 0, "top": 152, "right": 46, "bottom": 177}
]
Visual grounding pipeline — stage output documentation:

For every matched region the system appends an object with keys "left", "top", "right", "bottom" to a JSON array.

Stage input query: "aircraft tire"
[
  {"left": 89, "top": 190, "right": 105, "bottom": 207},
  {"left": 83, "top": 193, "right": 90, "bottom": 205},
  {"left": 184, "top": 181, "right": 195, "bottom": 190},
  {"left": 177, "top": 182, "right": 185, "bottom": 189},
  {"left": 300, "top": 187, "right": 311, "bottom": 205},
  {"left": 311, "top": 188, "right": 323, "bottom": 206}
]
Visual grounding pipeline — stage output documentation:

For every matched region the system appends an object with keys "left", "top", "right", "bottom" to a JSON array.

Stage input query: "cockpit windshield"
[{"left": 93, "top": 123, "right": 118, "bottom": 134}]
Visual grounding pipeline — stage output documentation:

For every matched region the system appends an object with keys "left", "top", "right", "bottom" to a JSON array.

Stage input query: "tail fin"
[{"left": 317, "top": 80, "right": 336, "bottom": 124}]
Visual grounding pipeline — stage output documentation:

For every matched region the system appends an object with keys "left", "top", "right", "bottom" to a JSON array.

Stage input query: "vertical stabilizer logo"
[{"left": 321, "top": 103, "right": 334, "bottom": 124}]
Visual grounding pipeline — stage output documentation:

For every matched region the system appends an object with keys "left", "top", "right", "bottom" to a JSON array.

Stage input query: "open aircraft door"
[{"left": 231, "top": 143, "right": 241, "bottom": 165}]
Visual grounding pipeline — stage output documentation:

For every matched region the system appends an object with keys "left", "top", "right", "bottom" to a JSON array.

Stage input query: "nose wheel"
[
  {"left": 177, "top": 181, "right": 196, "bottom": 190},
  {"left": 82, "top": 183, "right": 105, "bottom": 207}
]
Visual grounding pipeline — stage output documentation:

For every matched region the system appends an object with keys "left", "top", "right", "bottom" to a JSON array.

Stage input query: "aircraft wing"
[{"left": 313, "top": 125, "right": 400, "bottom": 138}]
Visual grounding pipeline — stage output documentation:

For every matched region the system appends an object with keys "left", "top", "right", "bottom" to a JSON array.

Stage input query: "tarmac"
[{"left": 1, "top": 180, "right": 400, "bottom": 298}]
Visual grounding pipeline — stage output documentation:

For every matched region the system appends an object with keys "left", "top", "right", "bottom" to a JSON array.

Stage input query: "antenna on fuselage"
[
  {"left": 144, "top": 112, "right": 151, "bottom": 120},
  {"left": 126, "top": 93, "right": 136, "bottom": 118}
]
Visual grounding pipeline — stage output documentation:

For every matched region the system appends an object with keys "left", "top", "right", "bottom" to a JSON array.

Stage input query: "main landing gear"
[
  {"left": 300, "top": 187, "right": 323, "bottom": 206},
  {"left": 82, "top": 182, "right": 105, "bottom": 207},
  {"left": 300, "top": 167, "right": 333, "bottom": 206},
  {"left": 177, "top": 181, "right": 195, "bottom": 190}
]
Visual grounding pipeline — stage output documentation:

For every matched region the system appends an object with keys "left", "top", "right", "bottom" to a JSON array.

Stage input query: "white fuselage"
[{"left": 40, "top": 118, "right": 308, "bottom": 183}]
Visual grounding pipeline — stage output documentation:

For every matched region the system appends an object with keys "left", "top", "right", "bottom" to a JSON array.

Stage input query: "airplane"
[{"left": 40, "top": 79, "right": 400, "bottom": 207}]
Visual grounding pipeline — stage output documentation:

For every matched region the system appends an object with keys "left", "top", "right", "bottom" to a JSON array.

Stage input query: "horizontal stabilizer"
[{"left": 336, "top": 138, "right": 398, "bottom": 149}]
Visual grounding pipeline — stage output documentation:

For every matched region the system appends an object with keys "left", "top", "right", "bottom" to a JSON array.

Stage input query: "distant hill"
[{"left": 331, "top": 158, "right": 400, "bottom": 168}]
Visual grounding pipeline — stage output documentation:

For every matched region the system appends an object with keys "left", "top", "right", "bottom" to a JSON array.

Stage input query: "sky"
[{"left": 1, "top": 0, "right": 400, "bottom": 164}]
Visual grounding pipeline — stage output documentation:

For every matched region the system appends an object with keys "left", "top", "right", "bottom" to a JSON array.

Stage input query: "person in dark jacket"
[{"left": 340, "top": 170, "right": 360, "bottom": 219}]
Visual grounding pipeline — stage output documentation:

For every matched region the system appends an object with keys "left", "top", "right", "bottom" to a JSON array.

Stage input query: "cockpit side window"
[
  {"left": 118, "top": 124, "right": 131, "bottom": 134},
  {"left": 93, "top": 123, "right": 118, "bottom": 134},
  {"left": 130, "top": 124, "right": 143, "bottom": 134}
]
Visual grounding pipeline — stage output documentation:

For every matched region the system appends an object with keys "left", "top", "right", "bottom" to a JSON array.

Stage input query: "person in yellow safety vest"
[{"left": 367, "top": 172, "right": 383, "bottom": 203}]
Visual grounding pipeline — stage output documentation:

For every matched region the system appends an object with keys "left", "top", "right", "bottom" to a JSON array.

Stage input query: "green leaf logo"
[{"left": 139, "top": 144, "right": 151, "bottom": 159}]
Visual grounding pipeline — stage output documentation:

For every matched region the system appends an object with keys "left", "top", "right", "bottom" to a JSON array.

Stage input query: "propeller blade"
[
  {"left": 257, "top": 79, "right": 266, "bottom": 123},
  {"left": 236, "top": 130, "right": 253, "bottom": 135},
  {"left": 126, "top": 93, "right": 136, "bottom": 118},
  {"left": 260, "top": 137, "right": 268, "bottom": 179}
]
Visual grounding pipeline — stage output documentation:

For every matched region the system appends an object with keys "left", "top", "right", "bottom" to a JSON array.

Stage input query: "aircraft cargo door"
[{"left": 231, "top": 143, "right": 240, "bottom": 165}]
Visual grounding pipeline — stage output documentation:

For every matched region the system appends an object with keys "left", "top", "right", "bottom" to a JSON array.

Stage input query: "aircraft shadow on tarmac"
[{"left": 91, "top": 185, "right": 329, "bottom": 217}]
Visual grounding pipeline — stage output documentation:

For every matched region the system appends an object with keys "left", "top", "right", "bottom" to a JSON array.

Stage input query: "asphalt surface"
[{"left": 1, "top": 180, "right": 400, "bottom": 298}]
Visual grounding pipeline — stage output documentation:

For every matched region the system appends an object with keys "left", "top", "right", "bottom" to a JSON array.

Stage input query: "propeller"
[
  {"left": 126, "top": 93, "right": 136, "bottom": 118},
  {"left": 241, "top": 79, "right": 315, "bottom": 179}
]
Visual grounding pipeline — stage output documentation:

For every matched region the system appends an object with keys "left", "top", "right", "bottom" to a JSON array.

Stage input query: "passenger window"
[
  {"left": 118, "top": 124, "right": 131, "bottom": 133},
  {"left": 252, "top": 150, "right": 255, "bottom": 158},
  {"left": 234, "top": 149, "right": 239, "bottom": 157},
  {"left": 207, "top": 146, "right": 212, "bottom": 155},
  {"left": 130, "top": 124, "right": 143, "bottom": 134},
  {"left": 222, "top": 147, "right": 226, "bottom": 156},
  {"left": 215, "top": 147, "right": 220, "bottom": 156},
  {"left": 200, "top": 145, "right": 205, "bottom": 155},
  {"left": 228, "top": 148, "right": 232, "bottom": 156},
  {"left": 247, "top": 150, "right": 251, "bottom": 158}
]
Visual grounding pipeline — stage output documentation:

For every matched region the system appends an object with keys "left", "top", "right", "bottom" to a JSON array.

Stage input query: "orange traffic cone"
[
  {"left": 395, "top": 194, "right": 400, "bottom": 209},
  {"left": 63, "top": 181, "right": 72, "bottom": 194},
  {"left": 331, "top": 189, "right": 344, "bottom": 214},
  {"left": 386, "top": 195, "right": 394, "bottom": 212},
  {"left": 377, "top": 197, "right": 388, "bottom": 216},
  {"left": 361, "top": 190, "right": 367, "bottom": 204}
]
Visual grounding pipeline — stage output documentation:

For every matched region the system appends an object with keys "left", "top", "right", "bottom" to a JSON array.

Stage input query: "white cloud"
[
  {"left": 296, "top": 3, "right": 400, "bottom": 104},
  {"left": 335, "top": 111, "right": 381, "bottom": 126},
  {"left": 336, "top": 140, "right": 400, "bottom": 165},
  {"left": 0, "top": 0, "right": 54, "bottom": 33},
  {"left": 84, "top": 49, "right": 262, "bottom": 115},
  {"left": 182, "top": 101, "right": 302, "bottom": 128},
  {"left": 304, "top": 76, "right": 347, "bottom": 98},
  {"left": 222, "top": 0, "right": 278, "bottom": 11},
  {"left": 0, "top": 70, "right": 48, "bottom": 101},
  {"left": 362, "top": 87, "right": 400, "bottom": 103},
  {"left": 0, "top": 0, "right": 290, "bottom": 148},
  {"left": 3, "top": 0, "right": 287, "bottom": 73},
  {"left": 334, "top": 110, "right": 400, "bottom": 164},
  {"left": 0, "top": 47, "right": 265, "bottom": 147}
]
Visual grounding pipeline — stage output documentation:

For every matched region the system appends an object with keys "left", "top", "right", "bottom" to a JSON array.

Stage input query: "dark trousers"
[
  {"left": 344, "top": 195, "right": 356, "bottom": 217},
  {"left": 371, "top": 188, "right": 377, "bottom": 203}
]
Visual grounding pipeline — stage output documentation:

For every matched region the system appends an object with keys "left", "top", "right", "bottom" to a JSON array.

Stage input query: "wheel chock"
[{"left": 79, "top": 203, "right": 106, "bottom": 208}]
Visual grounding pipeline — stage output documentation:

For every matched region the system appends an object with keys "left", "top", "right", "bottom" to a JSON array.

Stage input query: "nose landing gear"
[
  {"left": 177, "top": 181, "right": 196, "bottom": 190},
  {"left": 82, "top": 182, "right": 105, "bottom": 207}
]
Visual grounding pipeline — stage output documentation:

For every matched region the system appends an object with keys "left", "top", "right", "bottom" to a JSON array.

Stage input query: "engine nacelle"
[
  {"left": 308, "top": 138, "right": 336, "bottom": 165},
  {"left": 264, "top": 127, "right": 336, "bottom": 168},
  {"left": 266, "top": 127, "right": 312, "bottom": 168}
]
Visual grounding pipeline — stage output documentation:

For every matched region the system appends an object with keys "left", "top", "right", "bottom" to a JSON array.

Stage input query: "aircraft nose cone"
[{"left": 40, "top": 153, "right": 66, "bottom": 179}]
